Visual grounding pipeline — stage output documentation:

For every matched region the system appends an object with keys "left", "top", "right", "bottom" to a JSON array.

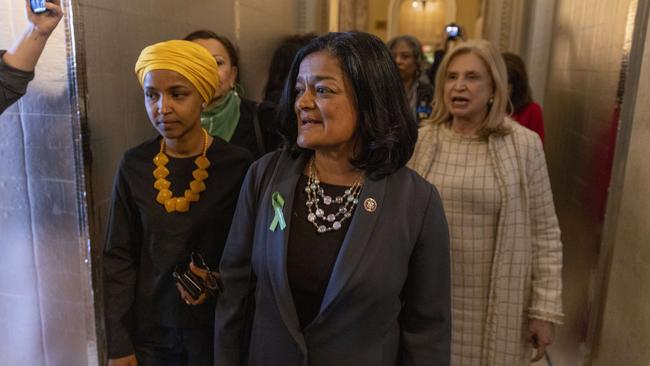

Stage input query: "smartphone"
[
  {"left": 445, "top": 25, "right": 460, "bottom": 38},
  {"left": 30, "top": 0, "right": 49, "bottom": 14}
]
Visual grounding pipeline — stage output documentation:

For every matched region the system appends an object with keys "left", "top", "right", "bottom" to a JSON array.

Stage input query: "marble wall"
[{"left": 0, "top": 1, "right": 95, "bottom": 365}]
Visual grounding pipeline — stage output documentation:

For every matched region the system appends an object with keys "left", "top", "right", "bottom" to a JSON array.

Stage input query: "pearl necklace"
[
  {"left": 152, "top": 128, "right": 210, "bottom": 213},
  {"left": 305, "top": 158, "right": 363, "bottom": 234}
]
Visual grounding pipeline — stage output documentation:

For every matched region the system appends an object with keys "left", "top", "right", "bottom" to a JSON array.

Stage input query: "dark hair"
[
  {"left": 184, "top": 30, "right": 240, "bottom": 77},
  {"left": 278, "top": 32, "right": 418, "bottom": 180},
  {"left": 502, "top": 52, "right": 533, "bottom": 114},
  {"left": 386, "top": 35, "right": 425, "bottom": 78},
  {"left": 263, "top": 33, "right": 317, "bottom": 103}
]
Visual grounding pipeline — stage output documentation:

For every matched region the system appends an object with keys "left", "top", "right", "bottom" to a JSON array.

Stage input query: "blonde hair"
[{"left": 426, "top": 39, "right": 511, "bottom": 137}]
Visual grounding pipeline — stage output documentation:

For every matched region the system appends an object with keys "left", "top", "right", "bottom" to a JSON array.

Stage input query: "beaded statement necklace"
[
  {"left": 305, "top": 158, "right": 363, "bottom": 234},
  {"left": 153, "top": 128, "right": 211, "bottom": 213}
]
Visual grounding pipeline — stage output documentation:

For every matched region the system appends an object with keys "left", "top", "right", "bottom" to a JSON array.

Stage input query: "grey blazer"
[{"left": 214, "top": 150, "right": 451, "bottom": 366}]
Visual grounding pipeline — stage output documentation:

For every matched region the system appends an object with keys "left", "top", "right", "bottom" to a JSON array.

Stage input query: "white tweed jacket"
[{"left": 408, "top": 120, "right": 564, "bottom": 365}]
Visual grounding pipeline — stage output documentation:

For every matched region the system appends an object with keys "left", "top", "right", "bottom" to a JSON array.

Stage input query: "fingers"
[
  {"left": 189, "top": 262, "right": 209, "bottom": 280},
  {"left": 44, "top": 0, "right": 64, "bottom": 18},
  {"left": 175, "top": 283, "right": 208, "bottom": 305},
  {"left": 531, "top": 343, "right": 546, "bottom": 362}
]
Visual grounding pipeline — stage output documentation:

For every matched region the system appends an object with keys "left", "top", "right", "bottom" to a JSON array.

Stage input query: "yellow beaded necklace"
[{"left": 152, "top": 128, "right": 211, "bottom": 213}]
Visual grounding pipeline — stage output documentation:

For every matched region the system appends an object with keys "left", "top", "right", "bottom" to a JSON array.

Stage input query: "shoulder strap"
[{"left": 251, "top": 103, "right": 266, "bottom": 156}]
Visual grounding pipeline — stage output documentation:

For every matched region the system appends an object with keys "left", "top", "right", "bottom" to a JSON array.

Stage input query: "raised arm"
[{"left": 2, "top": 0, "right": 64, "bottom": 72}]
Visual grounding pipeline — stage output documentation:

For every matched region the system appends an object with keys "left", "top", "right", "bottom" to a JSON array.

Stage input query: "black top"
[
  {"left": 102, "top": 136, "right": 252, "bottom": 358},
  {"left": 231, "top": 99, "right": 283, "bottom": 159},
  {"left": 0, "top": 50, "right": 35, "bottom": 114},
  {"left": 287, "top": 175, "right": 352, "bottom": 329}
]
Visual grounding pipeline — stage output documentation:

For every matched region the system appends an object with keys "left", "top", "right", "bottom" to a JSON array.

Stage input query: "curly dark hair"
[{"left": 278, "top": 32, "right": 418, "bottom": 180}]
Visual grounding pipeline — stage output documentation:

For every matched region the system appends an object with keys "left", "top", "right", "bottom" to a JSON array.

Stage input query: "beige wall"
[
  {"left": 239, "top": 0, "right": 297, "bottom": 100},
  {"left": 455, "top": 0, "right": 480, "bottom": 40},
  {"left": 368, "top": 0, "right": 391, "bottom": 41},
  {"left": 592, "top": 5, "right": 650, "bottom": 365}
]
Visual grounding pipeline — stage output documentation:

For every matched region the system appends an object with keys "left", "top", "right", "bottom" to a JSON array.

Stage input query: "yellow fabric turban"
[{"left": 134, "top": 40, "right": 220, "bottom": 103}]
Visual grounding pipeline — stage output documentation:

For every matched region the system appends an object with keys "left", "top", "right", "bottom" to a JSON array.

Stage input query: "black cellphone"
[{"left": 30, "top": 0, "right": 50, "bottom": 14}]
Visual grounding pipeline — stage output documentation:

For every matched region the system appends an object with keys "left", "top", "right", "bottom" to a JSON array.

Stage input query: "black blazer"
[{"left": 214, "top": 151, "right": 451, "bottom": 366}]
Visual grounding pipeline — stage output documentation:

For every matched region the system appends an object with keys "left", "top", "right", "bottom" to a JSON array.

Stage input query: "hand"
[
  {"left": 108, "top": 354, "right": 137, "bottom": 366},
  {"left": 527, "top": 319, "right": 555, "bottom": 362},
  {"left": 175, "top": 262, "right": 209, "bottom": 306},
  {"left": 25, "top": 0, "right": 64, "bottom": 37}
]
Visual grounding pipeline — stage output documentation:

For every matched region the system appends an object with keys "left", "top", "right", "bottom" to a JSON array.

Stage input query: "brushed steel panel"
[{"left": 542, "top": 0, "right": 637, "bottom": 364}]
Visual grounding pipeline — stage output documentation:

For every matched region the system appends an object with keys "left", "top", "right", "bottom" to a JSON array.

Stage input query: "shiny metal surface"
[
  {"left": 542, "top": 0, "right": 636, "bottom": 364},
  {"left": 0, "top": 0, "right": 96, "bottom": 365}
]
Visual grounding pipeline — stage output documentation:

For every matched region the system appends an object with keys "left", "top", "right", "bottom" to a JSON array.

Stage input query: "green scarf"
[{"left": 201, "top": 89, "right": 241, "bottom": 142}]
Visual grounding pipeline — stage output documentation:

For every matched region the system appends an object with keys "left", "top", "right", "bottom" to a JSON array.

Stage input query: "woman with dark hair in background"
[
  {"left": 257, "top": 33, "right": 318, "bottom": 151},
  {"left": 409, "top": 40, "right": 563, "bottom": 365},
  {"left": 103, "top": 40, "right": 252, "bottom": 366},
  {"left": 387, "top": 35, "right": 434, "bottom": 123},
  {"left": 185, "top": 30, "right": 271, "bottom": 158},
  {"left": 214, "top": 31, "right": 451, "bottom": 365},
  {"left": 263, "top": 33, "right": 317, "bottom": 104},
  {"left": 503, "top": 52, "right": 545, "bottom": 142}
]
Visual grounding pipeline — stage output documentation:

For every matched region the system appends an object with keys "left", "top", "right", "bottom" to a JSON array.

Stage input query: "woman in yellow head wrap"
[{"left": 103, "top": 40, "right": 252, "bottom": 366}]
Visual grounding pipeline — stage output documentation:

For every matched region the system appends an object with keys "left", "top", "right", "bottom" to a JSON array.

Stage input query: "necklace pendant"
[
  {"left": 323, "top": 196, "right": 332, "bottom": 205},
  {"left": 153, "top": 166, "right": 170, "bottom": 179},
  {"left": 154, "top": 178, "right": 171, "bottom": 190},
  {"left": 153, "top": 153, "right": 169, "bottom": 166},
  {"left": 156, "top": 189, "right": 173, "bottom": 204},
  {"left": 175, "top": 197, "right": 190, "bottom": 212},
  {"left": 164, "top": 198, "right": 177, "bottom": 213},
  {"left": 195, "top": 155, "right": 211, "bottom": 169},
  {"left": 184, "top": 189, "right": 199, "bottom": 202},
  {"left": 190, "top": 180, "right": 206, "bottom": 193},
  {"left": 192, "top": 168, "right": 209, "bottom": 181}
]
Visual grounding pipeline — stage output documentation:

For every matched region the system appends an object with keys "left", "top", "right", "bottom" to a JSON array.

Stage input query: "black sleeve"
[
  {"left": 399, "top": 185, "right": 451, "bottom": 365},
  {"left": 0, "top": 50, "right": 35, "bottom": 114},
  {"left": 102, "top": 158, "right": 142, "bottom": 358},
  {"left": 214, "top": 152, "right": 280, "bottom": 365}
]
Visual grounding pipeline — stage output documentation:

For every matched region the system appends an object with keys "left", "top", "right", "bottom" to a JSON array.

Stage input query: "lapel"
[
  {"left": 315, "top": 174, "right": 387, "bottom": 320},
  {"left": 265, "top": 152, "right": 309, "bottom": 351}
]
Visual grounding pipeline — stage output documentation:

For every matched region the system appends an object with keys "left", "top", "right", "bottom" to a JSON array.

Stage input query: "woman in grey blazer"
[{"left": 214, "top": 32, "right": 451, "bottom": 366}]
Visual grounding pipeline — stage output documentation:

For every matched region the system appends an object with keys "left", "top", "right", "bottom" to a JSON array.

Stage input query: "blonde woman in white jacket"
[{"left": 408, "top": 39, "right": 563, "bottom": 366}]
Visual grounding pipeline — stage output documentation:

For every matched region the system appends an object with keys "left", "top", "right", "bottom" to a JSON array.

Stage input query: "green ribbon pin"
[{"left": 269, "top": 192, "right": 286, "bottom": 232}]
